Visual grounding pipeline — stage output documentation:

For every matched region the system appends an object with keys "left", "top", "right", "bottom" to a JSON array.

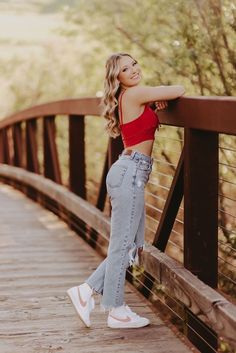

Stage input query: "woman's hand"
[{"left": 155, "top": 100, "right": 168, "bottom": 111}]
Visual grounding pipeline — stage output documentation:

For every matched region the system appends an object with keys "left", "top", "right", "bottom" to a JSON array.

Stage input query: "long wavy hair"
[{"left": 101, "top": 52, "right": 136, "bottom": 138}]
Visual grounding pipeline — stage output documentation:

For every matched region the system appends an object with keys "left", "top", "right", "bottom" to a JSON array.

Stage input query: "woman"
[{"left": 67, "top": 52, "right": 185, "bottom": 329}]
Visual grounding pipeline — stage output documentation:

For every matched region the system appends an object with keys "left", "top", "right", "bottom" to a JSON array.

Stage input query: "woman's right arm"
[{"left": 127, "top": 85, "right": 185, "bottom": 105}]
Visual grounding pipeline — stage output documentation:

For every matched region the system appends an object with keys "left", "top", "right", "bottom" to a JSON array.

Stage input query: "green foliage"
[
  {"left": 59, "top": 0, "right": 236, "bottom": 95},
  {"left": 0, "top": 3, "right": 235, "bottom": 350}
]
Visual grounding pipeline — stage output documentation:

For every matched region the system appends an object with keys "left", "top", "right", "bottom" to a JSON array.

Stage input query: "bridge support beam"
[
  {"left": 43, "top": 116, "right": 62, "bottom": 184},
  {"left": 69, "top": 115, "right": 86, "bottom": 199},
  {"left": 13, "top": 123, "right": 24, "bottom": 167},
  {"left": 184, "top": 128, "right": 218, "bottom": 352},
  {"left": 184, "top": 128, "right": 218, "bottom": 286},
  {"left": 26, "top": 120, "right": 39, "bottom": 174}
]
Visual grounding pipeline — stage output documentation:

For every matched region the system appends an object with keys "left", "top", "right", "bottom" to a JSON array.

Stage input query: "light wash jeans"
[{"left": 85, "top": 150, "right": 153, "bottom": 312}]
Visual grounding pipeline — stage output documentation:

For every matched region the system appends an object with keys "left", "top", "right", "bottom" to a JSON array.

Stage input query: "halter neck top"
[{"left": 118, "top": 90, "right": 160, "bottom": 148}]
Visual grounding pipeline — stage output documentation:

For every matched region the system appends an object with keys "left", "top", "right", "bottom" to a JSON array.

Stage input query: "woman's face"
[{"left": 117, "top": 55, "right": 142, "bottom": 89}]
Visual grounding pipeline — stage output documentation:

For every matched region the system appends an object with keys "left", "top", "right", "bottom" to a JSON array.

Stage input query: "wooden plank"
[
  {"left": 0, "top": 165, "right": 235, "bottom": 348},
  {"left": 142, "top": 244, "right": 236, "bottom": 348},
  {"left": 0, "top": 183, "right": 194, "bottom": 353}
]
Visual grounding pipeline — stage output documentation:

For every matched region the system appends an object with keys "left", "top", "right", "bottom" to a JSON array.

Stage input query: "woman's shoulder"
[
  {"left": 124, "top": 85, "right": 148, "bottom": 98},
  {"left": 125, "top": 84, "right": 185, "bottom": 104},
  {"left": 124, "top": 85, "right": 159, "bottom": 104},
  {"left": 122, "top": 86, "right": 148, "bottom": 107}
]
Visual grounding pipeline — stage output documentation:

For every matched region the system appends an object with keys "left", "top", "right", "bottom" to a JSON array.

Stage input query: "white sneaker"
[
  {"left": 67, "top": 284, "right": 95, "bottom": 327},
  {"left": 107, "top": 304, "right": 150, "bottom": 328}
]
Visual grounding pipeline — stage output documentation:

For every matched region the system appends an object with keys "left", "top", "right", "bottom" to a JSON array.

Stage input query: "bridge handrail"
[
  {"left": 0, "top": 96, "right": 235, "bottom": 134},
  {"left": 0, "top": 163, "right": 235, "bottom": 346},
  {"left": 0, "top": 95, "right": 235, "bottom": 352}
]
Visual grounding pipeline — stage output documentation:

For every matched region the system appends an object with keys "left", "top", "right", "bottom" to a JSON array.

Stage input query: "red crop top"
[{"left": 118, "top": 90, "right": 160, "bottom": 147}]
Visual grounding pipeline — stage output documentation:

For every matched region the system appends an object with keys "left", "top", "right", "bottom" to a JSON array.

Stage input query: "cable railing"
[{"left": 0, "top": 95, "right": 235, "bottom": 353}]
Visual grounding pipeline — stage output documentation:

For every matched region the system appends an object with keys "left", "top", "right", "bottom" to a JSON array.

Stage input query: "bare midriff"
[{"left": 124, "top": 139, "right": 154, "bottom": 157}]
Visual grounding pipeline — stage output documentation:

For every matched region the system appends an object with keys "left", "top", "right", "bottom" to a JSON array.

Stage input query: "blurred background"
[
  {"left": 0, "top": 0, "right": 235, "bottom": 118},
  {"left": 0, "top": 1, "right": 235, "bottom": 350}
]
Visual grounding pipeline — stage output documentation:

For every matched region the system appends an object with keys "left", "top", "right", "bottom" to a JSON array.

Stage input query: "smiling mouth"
[{"left": 132, "top": 73, "right": 140, "bottom": 79}]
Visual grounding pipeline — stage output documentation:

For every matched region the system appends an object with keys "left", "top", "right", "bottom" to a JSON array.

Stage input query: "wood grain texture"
[
  {"left": 0, "top": 164, "right": 235, "bottom": 348},
  {"left": 0, "top": 96, "right": 236, "bottom": 134},
  {"left": 142, "top": 245, "right": 236, "bottom": 347},
  {"left": 0, "top": 183, "right": 194, "bottom": 353}
]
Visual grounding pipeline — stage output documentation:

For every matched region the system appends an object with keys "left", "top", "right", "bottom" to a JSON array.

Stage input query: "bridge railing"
[{"left": 0, "top": 96, "right": 235, "bottom": 353}]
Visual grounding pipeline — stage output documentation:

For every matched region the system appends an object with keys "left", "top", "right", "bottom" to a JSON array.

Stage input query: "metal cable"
[
  {"left": 145, "top": 213, "right": 158, "bottom": 225},
  {"left": 219, "top": 177, "right": 236, "bottom": 186},
  {"left": 149, "top": 170, "right": 174, "bottom": 179},
  {"left": 147, "top": 180, "right": 170, "bottom": 191},
  {"left": 219, "top": 162, "right": 236, "bottom": 170},
  {"left": 218, "top": 239, "right": 236, "bottom": 253},
  {"left": 218, "top": 256, "right": 236, "bottom": 269},
  {"left": 218, "top": 193, "right": 236, "bottom": 203},
  {"left": 218, "top": 225, "right": 236, "bottom": 237},
  {"left": 155, "top": 135, "right": 184, "bottom": 143},
  {"left": 152, "top": 157, "right": 176, "bottom": 167},
  {"left": 218, "top": 207, "right": 236, "bottom": 220},
  {"left": 145, "top": 190, "right": 184, "bottom": 212},
  {"left": 129, "top": 267, "right": 218, "bottom": 352},
  {"left": 146, "top": 202, "right": 165, "bottom": 214},
  {"left": 218, "top": 271, "right": 236, "bottom": 286},
  {"left": 219, "top": 146, "right": 236, "bottom": 152},
  {"left": 145, "top": 190, "right": 167, "bottom": 203}
]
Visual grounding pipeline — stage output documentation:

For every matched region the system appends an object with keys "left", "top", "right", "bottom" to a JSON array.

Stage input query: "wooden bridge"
[{"left": 0, "top": 96, "right": 235, "bottom": 353}]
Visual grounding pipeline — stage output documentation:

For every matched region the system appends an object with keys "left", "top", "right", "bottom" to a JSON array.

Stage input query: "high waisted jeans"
[{"left": 85, "top": 150, "right": 153, "bottom": 312}]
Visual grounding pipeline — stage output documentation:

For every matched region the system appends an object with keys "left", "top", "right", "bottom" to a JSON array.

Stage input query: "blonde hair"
[{"left": 101, "top": 52, "right": 136, "bottom": 138}]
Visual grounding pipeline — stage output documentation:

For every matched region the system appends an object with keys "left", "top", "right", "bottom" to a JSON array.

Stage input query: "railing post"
[
  {"left": 13, "top": 123, "right": 23, "bottom": 167},
  {"left": 97, "top": 136, "right": 124, "bottom": 211},
  {"left": 108, "top": 136, "right": 123, "bottom": 168},
  {"left": 0, "top": 129, "right": 7, "bottom": 164},
  {"left": 96, "top": 148, "right": 109, "bottom": 211},
  {"left": 2, "top": 128, "right": 12, "bottom": 165},
  {"left": 184, "top": 128, "right": 218, "bottom": 352},
  {"left": 43, "top": 116, "right": 62, "bottom": 184},
  {"left": 184, "top": 128, "right": 218, "bottom": 286},
  {"left": 0, "top": 130, "right": 3, "bottom": 163},
  {"left": 26, "top": 120, "right": 39, "bottom": 173},
  {"left": 153, "top": 149, "right": 184, "bottom": 250},
  {"left": 69, "top": 115, "right": 86, "bottom": 199}
]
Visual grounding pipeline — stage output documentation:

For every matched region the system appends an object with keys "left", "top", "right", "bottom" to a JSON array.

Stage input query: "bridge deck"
[{"left": 0, "top": 183, "right": 195, "bottom": 353}]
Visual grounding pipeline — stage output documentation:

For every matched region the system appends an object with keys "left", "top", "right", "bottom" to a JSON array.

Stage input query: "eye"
[
  {"left": 122, "top": 68, "right": 127, "bottom": 72},
  {"left": 133, "top": 61, "right": 137, "bottom": 66}
]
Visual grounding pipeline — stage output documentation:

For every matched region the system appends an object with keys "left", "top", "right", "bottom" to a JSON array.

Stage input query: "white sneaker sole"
[
  {"left": 107, "top": 318, "right": 150, "bottom": 329},
  {"left": 67, "top": 287, "right": 94, "bottom": 328}
]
